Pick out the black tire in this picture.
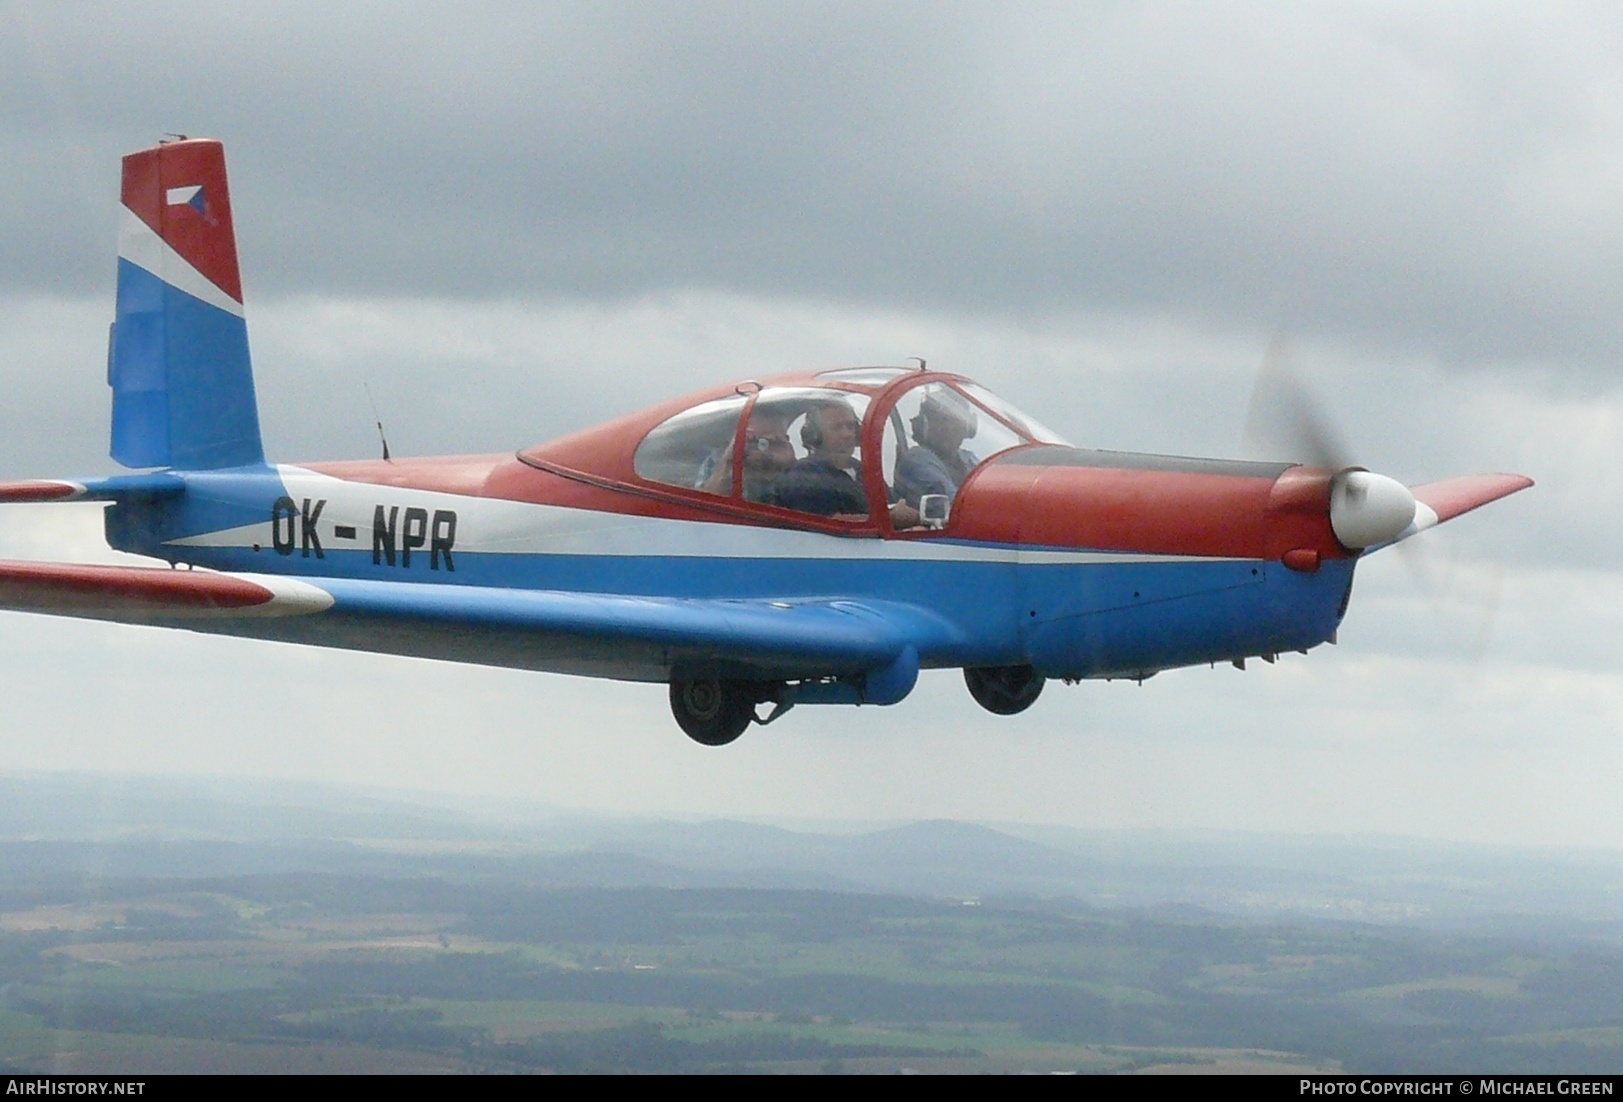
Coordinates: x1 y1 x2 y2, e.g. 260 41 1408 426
669 678 756 746
964 665 1045 716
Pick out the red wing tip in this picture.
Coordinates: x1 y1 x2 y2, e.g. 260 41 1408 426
1412 473 1534 524
0 561 275 611
0 480 82 503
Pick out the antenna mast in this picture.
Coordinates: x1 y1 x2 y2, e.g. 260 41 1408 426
363 381 392 462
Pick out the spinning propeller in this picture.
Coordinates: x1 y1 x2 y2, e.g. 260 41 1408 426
1243 335 1419 553
1240 335 1531 672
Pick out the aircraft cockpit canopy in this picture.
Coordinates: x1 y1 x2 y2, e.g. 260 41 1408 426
628 370 1069 530
812 366 918 385
633 387 872 506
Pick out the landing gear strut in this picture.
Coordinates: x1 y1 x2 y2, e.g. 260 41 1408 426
669 678 763 746
964 665 1045 716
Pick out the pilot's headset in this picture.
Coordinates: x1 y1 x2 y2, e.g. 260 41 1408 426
800 401 844 450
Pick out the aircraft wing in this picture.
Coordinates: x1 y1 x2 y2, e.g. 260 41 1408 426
1411 474 1534 524
0 560 960 683
1395 473 1534 544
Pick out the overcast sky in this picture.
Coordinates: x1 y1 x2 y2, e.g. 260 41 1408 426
0 2 1614 849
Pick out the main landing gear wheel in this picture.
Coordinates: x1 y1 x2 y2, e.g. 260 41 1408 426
669 678 758 746
964 665 1046 716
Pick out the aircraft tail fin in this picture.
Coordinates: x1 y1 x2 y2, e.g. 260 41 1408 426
108 139 265 470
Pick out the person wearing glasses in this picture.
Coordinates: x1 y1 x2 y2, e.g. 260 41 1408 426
696 408 796 501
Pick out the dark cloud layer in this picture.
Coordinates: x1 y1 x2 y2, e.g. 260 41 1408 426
6 3 1623 368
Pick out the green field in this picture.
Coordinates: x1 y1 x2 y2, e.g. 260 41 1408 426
0 874 1618 1073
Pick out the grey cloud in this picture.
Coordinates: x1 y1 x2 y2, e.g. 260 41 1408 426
0 4 1611 853
5 4 1623 370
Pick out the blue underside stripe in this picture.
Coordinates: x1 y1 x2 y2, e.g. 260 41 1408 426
161 543 1353 674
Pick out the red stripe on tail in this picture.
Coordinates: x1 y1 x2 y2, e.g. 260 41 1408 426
121 139 244 303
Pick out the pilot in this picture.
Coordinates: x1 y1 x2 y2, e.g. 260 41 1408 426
894 388 979 506
769 400 920 527
696 408 795 500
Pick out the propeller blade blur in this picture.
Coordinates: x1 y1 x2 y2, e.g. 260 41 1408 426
1242 334 1351 470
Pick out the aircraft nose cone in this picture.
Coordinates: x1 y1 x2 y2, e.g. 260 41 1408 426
1329 470 1416 549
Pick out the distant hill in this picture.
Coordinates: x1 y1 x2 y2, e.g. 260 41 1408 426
1 771 1621 937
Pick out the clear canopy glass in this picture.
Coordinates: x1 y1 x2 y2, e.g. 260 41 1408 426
957 382 1071 446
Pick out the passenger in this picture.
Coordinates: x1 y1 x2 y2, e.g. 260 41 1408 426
895 388 979 506
696 409 795 500
769 400 920 527
740 410 796 502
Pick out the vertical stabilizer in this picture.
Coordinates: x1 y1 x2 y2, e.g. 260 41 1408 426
109 139 264 470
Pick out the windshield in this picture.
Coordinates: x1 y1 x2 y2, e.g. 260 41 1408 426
957 382 1071 445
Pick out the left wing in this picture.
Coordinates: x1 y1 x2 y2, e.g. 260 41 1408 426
0 560 959 685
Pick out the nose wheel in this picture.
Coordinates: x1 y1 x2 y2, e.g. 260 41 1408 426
964 665 1045 715
669 678 759 746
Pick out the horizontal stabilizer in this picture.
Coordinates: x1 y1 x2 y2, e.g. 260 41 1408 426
0 472 186 505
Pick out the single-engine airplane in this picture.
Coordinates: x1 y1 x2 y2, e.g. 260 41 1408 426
0 139 1532 745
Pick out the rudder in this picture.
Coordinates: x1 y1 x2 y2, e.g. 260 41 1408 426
108 139 264 470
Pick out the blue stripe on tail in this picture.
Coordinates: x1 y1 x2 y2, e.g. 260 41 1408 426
108 258 264 470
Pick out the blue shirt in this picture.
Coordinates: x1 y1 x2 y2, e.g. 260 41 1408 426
894 445 975 505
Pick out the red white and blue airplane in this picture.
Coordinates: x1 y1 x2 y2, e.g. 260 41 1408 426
0 139 1532 745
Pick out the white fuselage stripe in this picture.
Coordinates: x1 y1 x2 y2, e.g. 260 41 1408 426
161 465 1255 567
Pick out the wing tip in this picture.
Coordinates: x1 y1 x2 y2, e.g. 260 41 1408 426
0 560 302 618
0 480 85 503
1412 472 1533 524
